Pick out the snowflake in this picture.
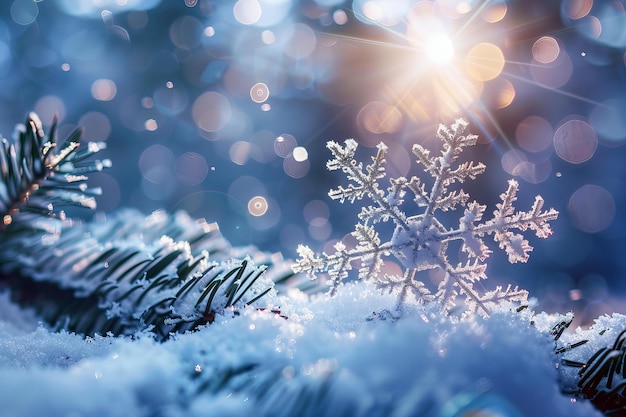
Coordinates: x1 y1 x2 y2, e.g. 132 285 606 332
293 119 559 316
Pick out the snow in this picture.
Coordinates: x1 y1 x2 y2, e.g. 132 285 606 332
0 283 606 417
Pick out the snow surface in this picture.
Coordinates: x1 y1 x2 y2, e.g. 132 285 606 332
0 283 609 417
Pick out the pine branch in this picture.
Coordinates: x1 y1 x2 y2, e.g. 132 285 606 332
0 206 291 339
0 113 293 339
0 113 110 231
0 209 292 340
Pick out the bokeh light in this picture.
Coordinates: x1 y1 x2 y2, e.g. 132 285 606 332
144 118 158 131
373 0 516 123
192 92 232 133
511 160 552 184
333 10 348 25
282 23 317 60
563 0 593 19
568 185 616 233
553 118 597 164
139 145 174 181
481 2 508 23
532 36 560 64
11 0 39 25
229 141 251 165
248 196 269 216
170 16 202 50
56 0 162 17
292 146 308 162
176 152 208 186
465 43 505 82
303 199 332 241
303 199 330 224
283 154 310 178
500 149 527 176
516 116 553 153
233 0 262 25
567 1 626 48
139 144 176 201
357 101 403 139
485 78 516 109
530 45 573 89
274 134 297 158
78 112 112 142
2 0 626 317
91 79 117 102
250 82 270 103
34 96 66 124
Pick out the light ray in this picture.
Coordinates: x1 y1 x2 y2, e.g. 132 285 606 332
316 31 413 51
452 0 496 41
319 0 602 151
500 70 607 107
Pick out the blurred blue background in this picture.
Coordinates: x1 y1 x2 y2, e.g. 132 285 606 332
1 0 625 325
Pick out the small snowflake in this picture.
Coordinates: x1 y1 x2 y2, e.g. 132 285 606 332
293 119 558 316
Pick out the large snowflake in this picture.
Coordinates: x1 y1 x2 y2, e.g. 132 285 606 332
293 119 559 316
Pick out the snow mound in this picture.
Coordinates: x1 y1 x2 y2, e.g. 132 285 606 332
0 283 604 417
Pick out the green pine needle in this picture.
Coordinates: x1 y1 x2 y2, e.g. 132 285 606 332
0 112 110 230
0 113 292 340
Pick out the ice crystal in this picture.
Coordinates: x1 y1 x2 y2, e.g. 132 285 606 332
293 119 559 316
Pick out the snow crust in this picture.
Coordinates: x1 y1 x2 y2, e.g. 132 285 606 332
0 284 606 417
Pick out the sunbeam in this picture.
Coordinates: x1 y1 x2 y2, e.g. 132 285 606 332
316 0 605 162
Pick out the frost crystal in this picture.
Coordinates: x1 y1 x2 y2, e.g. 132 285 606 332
293 119 559 316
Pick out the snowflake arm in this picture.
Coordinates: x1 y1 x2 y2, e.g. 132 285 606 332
376 269 434 306
327 140 409 229
292 119 558 317
435 259 488 315
293 235 393 295
478 179 559 263
458 201 492 261
326 140 385 204
353 223 385 279
293 245 327 280
412 119 486 217
466 285 529 317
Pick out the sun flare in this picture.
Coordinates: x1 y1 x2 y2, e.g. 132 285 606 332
424 33 455 66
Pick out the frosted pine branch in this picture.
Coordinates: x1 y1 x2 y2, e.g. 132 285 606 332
0 209 289 339
0 113 110 231
293 118 559 316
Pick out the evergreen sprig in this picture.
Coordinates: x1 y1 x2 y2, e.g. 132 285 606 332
0 112 110 231
0 113 289 339
1 209 290 339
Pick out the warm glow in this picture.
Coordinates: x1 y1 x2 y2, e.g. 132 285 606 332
481 2 508 23
425 33 455 65
376 0 514 123
363 1 384 22
406 3 455 67
493 78 516 109
465 43 505 81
